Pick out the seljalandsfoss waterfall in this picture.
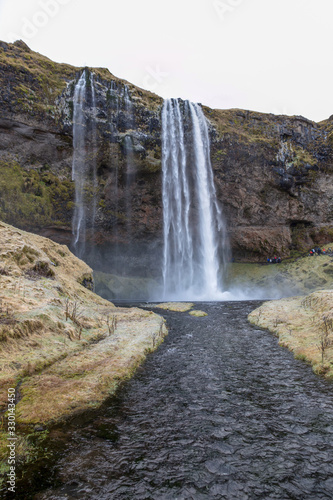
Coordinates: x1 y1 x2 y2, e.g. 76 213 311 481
162 98 230 300
70 73 230 301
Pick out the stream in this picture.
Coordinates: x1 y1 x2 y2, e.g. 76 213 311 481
22 301 333 499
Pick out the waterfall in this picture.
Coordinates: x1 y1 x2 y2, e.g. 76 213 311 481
90 73 98 233
71 70 97 258
123 84 133 124
162 98 229 300
124 135 134 224
72 71 87 257
122 85 135 239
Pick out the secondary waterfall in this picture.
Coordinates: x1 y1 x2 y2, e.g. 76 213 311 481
72 71 87 257
162 98 229 300
91 73 97 233
72 70 97 258
122 85 135 240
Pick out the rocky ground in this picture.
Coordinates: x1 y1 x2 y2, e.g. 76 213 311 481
0 221 166 483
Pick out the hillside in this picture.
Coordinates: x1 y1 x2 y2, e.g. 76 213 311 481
0 221 166 480
227 250 333 298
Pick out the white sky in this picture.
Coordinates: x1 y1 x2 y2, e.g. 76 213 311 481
0 0 332 122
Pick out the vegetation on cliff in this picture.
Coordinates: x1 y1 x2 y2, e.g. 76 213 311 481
0 40 162 125
0 40 164 253
0 158 74 230
0 40 75 123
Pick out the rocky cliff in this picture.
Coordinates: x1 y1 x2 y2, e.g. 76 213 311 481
1 40 333 276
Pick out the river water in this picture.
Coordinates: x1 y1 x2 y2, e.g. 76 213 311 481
25 301 333 499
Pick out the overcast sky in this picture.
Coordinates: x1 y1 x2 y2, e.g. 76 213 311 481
0 0 332 122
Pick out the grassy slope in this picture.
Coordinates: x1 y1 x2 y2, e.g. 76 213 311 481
248 290 333 380
243 248 333 380
0 221 166 482
235 252 333 380
228 250 333 297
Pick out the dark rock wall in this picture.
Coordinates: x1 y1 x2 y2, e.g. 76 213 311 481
206 108 333 260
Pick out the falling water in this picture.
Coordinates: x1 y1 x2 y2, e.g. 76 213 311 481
72 71 87 257
109 80 120 250
72 70 97 258
162 98 229 300
124 134 134 237
109 80 119 134
90 73 98 233
122 85 135 239
123 84 133 125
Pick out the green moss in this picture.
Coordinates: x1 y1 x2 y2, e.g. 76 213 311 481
0 42 77 121
327 131 333 147
318 226 333 238
84 68 91 89
295 353 308 362
68 100 74 120
66 201 75 210
292 146 317 168
0 159 74 229
213 149 227 161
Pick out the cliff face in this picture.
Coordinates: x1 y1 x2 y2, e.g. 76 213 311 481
1 40 333 272
207 108 333 260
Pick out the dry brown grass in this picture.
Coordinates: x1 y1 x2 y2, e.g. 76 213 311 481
249 289 333 378
0 220 167 488
0 221 167 426
153 302 194 312
189 310 208 317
